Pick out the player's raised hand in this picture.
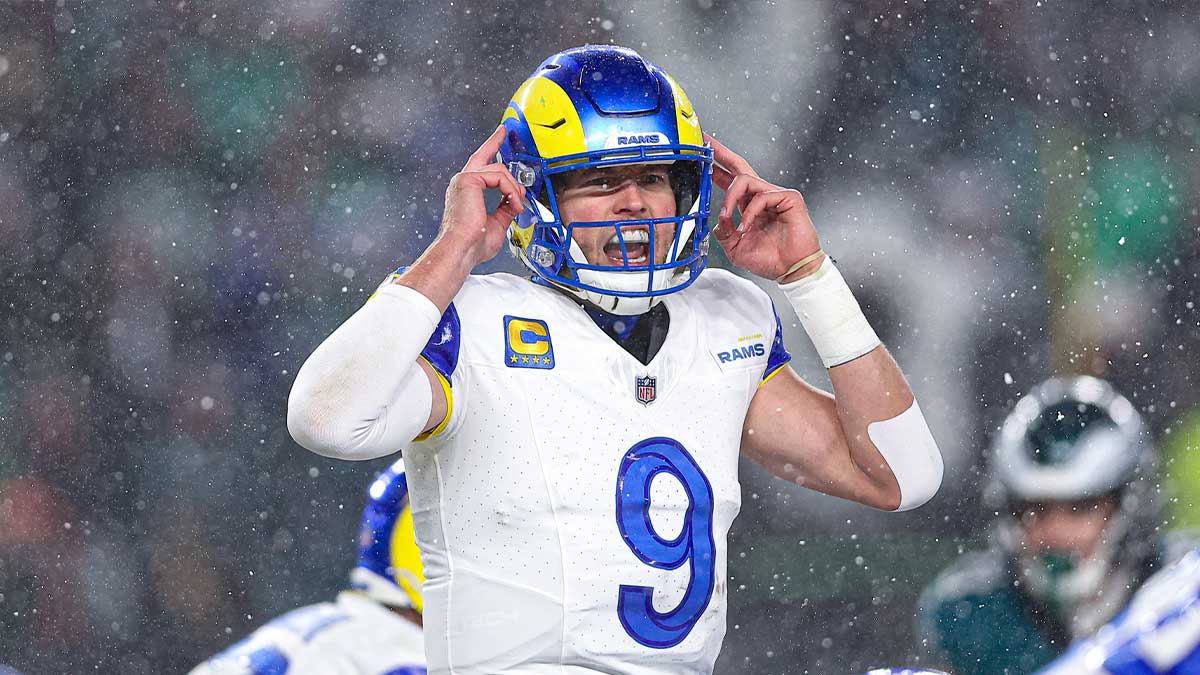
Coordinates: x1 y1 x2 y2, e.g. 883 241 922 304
708 134 824 282
439 125 527 268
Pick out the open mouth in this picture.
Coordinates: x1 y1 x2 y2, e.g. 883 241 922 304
602 227 651 266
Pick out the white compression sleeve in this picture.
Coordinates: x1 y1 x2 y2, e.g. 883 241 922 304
778 256 881 368
866 401 944 511
287 283 440 461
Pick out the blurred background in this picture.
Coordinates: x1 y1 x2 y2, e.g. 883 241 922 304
1 1 1198 673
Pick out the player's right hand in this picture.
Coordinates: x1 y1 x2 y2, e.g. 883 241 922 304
438 125 526 269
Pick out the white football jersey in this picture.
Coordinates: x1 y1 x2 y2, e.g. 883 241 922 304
188 591 426 675
403 269 790 674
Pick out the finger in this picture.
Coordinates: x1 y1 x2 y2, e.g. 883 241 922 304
487 192 525 231
711 163 736 191
714 168 758 217
719 173 771 233
705 132 758 179
462 125 507 171
712 218 743 258
448 170 526 233
738 190 792 233
712 204 738 242
462 164 527 203
480 166 529 226
716 174 751 236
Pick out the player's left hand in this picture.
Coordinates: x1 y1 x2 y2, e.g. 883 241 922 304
708 134 824 281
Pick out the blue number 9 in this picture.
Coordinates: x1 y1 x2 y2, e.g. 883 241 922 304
615 437 716 648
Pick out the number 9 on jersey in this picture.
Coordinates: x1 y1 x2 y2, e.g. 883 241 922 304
615 437 717 648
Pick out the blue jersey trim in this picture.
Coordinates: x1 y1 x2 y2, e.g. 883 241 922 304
206 605 350 674
390 265 461 382
421 304 461 381
763 302 792 382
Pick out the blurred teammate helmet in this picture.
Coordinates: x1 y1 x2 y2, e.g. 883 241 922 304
988 375 1159 626
350 461 425 612
500 45 714 315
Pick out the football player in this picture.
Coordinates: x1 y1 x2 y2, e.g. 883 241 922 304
188 461 426 675
288 45 943 673
1035 547 1200 675
887 549 1200 675
918 376 1195 675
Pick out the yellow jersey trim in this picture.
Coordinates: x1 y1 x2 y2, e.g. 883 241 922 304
414 355 453 441
759 362 789 389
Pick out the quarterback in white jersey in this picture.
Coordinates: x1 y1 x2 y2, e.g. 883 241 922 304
289 45 944 674
189 462 426 675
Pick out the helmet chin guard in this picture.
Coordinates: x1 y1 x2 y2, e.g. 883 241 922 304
513 191 707 315
499 45 714 315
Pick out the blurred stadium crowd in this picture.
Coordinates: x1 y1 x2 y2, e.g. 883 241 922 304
1 1 1198 673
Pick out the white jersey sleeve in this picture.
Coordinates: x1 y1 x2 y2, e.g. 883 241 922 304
1036 548 1200 675
187 592 426 675
402 270 788 675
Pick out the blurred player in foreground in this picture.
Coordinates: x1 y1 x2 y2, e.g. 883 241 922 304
188 461 425 675
919 376 1194 675
877 548 1200 675
1035 547 1200 674
289 44 943 673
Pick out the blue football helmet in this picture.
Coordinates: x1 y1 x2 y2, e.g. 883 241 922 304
349 461 425 612
500 45 714 315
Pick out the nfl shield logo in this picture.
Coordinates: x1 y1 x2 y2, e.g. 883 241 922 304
635 375 657 405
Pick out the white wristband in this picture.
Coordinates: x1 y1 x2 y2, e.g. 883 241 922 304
778 255 880 368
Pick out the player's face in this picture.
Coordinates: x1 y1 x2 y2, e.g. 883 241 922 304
556 164 678 267
1016 496 1117 558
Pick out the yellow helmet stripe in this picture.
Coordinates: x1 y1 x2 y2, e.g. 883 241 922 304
507 76 588 159
414 355 452 441
663 72 703 148
389 498 426 613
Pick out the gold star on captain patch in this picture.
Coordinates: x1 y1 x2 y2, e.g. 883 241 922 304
510 355 518 363
522 355 530 363
542 357 551 365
